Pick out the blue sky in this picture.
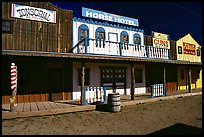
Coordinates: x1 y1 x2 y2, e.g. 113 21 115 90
51 2 202 46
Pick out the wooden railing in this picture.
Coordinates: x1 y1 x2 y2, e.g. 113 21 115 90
83 86 107 105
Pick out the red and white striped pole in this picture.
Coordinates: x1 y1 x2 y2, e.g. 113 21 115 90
10 63 18 111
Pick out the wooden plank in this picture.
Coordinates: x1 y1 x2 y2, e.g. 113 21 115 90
15 103 24 112
36 102 46 111
81 62 85 105
35 94 41 102
23 102 31 112
188 68 192 93
42 102 53 110
30 102 38 111
40 94 46 101
48 102 60 109
30 94 35 102
131 63 135 100
23 94 30 103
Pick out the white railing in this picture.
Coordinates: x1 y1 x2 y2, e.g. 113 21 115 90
72 38 170 59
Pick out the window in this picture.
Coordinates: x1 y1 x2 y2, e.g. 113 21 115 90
78 68 90 86
178 46 182 54
98 31 105 47
122 35 129 43
2 20 12 33
135 69 143 83
180 70 184 80
133 33 141 46
197 49 200 56
80 29 88 41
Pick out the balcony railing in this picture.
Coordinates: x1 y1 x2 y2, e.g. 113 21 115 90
71 38 170 59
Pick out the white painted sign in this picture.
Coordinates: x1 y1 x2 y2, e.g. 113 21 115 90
11 3 56 23
82 7 139 26
153 31 169 40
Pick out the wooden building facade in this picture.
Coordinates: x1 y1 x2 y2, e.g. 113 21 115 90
2 2 73 104
2 3 202 105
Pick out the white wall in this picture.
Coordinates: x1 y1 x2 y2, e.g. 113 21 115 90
73 20 144 47
72 62 146 100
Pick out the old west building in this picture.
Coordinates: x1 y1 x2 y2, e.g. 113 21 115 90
2 2 73 103
2 3 202 104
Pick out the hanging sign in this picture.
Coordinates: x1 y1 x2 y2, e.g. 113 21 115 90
11 3 56 23
82 7 139 26
183 42 196 55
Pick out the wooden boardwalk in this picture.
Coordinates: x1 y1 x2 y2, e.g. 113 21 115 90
2 88 202 120
2 101 80 113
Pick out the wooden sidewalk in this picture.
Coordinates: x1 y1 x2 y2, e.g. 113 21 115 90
2 88 202 120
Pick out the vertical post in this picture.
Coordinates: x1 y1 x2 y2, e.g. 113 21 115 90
10 63 17 112
131 63 135 100
85 38 88 54
188 67 192 93
164 67 166 96
119 42 122 56
81 62 85 105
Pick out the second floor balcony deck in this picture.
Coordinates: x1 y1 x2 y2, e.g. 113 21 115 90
70 38 170 60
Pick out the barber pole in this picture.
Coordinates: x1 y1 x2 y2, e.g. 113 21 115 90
10 63 18 111
11 63 17 91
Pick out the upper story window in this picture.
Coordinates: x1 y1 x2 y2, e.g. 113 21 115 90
80 29 88 41
78 24 89 46
2 20 12 33
120 31 129 44
133 33 141 46
95 27 105 47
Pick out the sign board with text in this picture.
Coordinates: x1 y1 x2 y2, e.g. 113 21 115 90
11 3 56 23
82 7 139 27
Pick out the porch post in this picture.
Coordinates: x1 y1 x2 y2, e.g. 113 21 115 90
164 67 166 96
188 67 192 93
81 62 85 105
131 63 135 100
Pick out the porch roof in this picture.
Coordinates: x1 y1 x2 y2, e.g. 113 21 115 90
2 50 202 66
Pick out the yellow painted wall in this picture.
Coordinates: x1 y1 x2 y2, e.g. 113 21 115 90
176 34 201 62
177 66 187 90
177 66 202 90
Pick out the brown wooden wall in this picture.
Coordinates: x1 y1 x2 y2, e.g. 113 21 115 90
2 2 73 53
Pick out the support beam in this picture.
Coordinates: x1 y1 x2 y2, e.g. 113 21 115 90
131 63 135 100
81 62 85 105
188 67 192 93
164 67 166 96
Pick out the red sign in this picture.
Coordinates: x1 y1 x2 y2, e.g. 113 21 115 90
11 63 17 91
183 42 196 55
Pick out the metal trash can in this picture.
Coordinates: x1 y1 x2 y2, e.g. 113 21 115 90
108 93 121 112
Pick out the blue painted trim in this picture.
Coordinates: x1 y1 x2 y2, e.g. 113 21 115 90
95 27 105 47
78 24 89 42
120 31 129 43
73 17 144 33
152 31 154 37
133 33 141 45
103 87 107 104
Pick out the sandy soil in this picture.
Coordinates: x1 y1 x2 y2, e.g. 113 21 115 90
2 95 202 135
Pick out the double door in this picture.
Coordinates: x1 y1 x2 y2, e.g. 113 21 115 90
101 67 126 93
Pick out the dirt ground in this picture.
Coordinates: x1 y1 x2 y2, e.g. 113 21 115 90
2 95 202 135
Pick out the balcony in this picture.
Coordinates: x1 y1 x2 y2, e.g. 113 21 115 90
70 38 170 60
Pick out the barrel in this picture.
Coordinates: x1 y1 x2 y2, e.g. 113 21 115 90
108 93 121 112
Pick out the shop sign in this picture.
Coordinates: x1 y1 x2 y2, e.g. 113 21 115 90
153 38 170 49
183 42 196 55
11 3 56 23
82 7 139 26
153 32 169 40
